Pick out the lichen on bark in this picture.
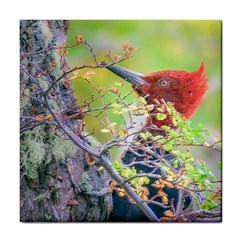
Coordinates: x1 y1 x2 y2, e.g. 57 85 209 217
20 20 112 222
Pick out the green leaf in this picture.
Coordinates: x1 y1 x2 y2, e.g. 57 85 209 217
111 102 121 109
202 201 212 210
204 179 214 190
139 96 147 105
143 177 150 184
209 172 217 181
139 132 148 141
217 161 222 169
163 140 174 151
213 137 220 142
184 136 194 144
204 191 211 200
130 178 139 185
156 113 167 120
131 168 137 175
202 200 218 210
192 196 199 205
173 160 179 168
197 123 204 130
195 132 206 141
205 130 211 137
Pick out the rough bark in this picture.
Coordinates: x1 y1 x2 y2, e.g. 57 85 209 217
20 20 112 222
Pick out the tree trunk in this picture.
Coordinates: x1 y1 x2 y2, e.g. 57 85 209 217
20 20 112 222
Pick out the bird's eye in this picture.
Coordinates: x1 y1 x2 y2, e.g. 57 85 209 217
157 78 169 87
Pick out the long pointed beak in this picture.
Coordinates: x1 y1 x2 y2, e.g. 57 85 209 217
104 64 147 86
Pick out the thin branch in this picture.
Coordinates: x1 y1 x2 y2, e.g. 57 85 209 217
123 173 163 183
20 121 47 133
187 142 221 152
146 200 170 209
185 210 221 221
175 190 183 215
83 40 99 66
20 46 57 58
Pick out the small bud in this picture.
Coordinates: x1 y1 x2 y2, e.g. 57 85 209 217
122 43 129 50
50 61 57 68
75 34 84 44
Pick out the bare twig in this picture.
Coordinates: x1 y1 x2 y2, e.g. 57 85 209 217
175 190 183 215
123 173 162 183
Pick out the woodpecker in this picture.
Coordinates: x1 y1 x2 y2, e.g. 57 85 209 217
105 63 208 221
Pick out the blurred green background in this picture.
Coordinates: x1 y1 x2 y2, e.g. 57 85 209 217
66 20 221 177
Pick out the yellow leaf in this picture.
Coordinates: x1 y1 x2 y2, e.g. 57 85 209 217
203 142 211 147
142 195 149 201
34 114 53 121
97 166 104 171
69 75 78 81
115 81 123 87
122 108 130 113
166 175 175 182
160 217 170 222
138 177 145 185
35 72 43 78
73 69 80 76
99 86 108 91
85 70 96 76
162 180 174 188
109 87 119 93
100 128 111 133
157 190 167 197
166 101 174 106
109 180 117 189
198 182 204 190
117 188 125 197
128 46 137 52
164 210 174 217
161 196 169 204
118 192 124 197
129 105 138 112
35 115 45 121
83 70 96 79
68 69 80 80
45 114 53 120
139 97 147 105
112 109 123 115
119 126 127 137
111 102 121 109
213 137 220 142
151 180 162 188
136 185 149 197
156 106 165 112
108 122 117 128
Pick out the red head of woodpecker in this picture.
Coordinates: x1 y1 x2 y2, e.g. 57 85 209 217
105 62 208 128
